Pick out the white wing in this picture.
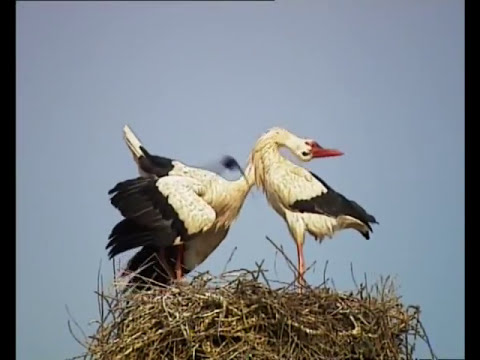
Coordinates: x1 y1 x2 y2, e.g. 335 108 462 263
265 165 328 207
156 176 217 235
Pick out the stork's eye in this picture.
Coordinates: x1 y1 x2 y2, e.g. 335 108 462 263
302 151 310 157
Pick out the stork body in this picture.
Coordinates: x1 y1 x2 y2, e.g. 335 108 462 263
108 126 255 287
250 128 378 289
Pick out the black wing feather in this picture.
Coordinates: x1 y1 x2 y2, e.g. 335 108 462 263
291 171 378 234
107 177 189 256
106 218 178 258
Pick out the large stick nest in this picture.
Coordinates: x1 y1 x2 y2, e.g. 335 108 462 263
71 260 436 360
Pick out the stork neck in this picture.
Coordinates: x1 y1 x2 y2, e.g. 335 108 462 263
259 142 289 166
211 160 255 229
250 139 292 191
231 161 255 193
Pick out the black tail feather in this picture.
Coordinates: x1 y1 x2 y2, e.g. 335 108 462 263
304 171 379 234
349 200 378 225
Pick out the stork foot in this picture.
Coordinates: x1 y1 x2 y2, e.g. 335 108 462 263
296 275 306 294
296 241 306 293
172 277 189 287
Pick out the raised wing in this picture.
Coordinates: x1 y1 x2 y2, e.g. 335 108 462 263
123 125 175 178
122 125 239 180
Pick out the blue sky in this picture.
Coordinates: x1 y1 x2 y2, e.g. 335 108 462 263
16 1 464 359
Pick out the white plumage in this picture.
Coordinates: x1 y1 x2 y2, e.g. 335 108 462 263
107 125 256 287
250 127 378 290
156 176 216 236
109 125 377 291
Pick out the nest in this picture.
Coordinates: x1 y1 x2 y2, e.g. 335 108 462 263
71 262 436 360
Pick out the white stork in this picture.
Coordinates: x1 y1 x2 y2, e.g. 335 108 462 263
250 127 378 289
107 126 256 287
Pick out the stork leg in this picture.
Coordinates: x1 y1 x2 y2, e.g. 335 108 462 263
157 248 173 279
286 217 307 293
175 244 184 280
296 241 306 292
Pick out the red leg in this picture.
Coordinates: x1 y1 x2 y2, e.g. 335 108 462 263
175 244 184 280
158 248 174 279
296 242 306 292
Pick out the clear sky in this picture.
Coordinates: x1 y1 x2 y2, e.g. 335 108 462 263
16 1 464 359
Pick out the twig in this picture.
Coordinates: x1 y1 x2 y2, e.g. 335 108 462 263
65 305 87 349
350 262 359 291
265 236 298 277
323 260 330 288
222 246 238 273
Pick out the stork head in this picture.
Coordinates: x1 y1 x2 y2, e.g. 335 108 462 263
220 155 247 180
292 139 344 162
260 127 344 162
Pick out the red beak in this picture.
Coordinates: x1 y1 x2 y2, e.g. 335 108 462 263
310 142 344 158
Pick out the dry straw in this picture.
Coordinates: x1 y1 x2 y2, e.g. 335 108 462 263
69 238 436 360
